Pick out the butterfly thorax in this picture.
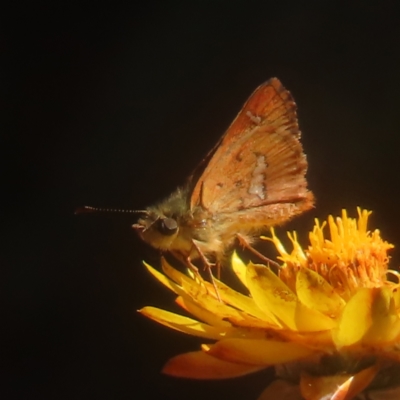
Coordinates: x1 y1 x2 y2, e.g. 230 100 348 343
133 186 230 259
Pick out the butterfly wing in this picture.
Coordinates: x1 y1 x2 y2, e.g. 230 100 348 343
190 78 313 221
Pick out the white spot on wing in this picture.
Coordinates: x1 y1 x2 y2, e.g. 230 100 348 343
246 111 262 125
248 155 267 199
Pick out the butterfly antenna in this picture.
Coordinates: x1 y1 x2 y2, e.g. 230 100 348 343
75 206 149 215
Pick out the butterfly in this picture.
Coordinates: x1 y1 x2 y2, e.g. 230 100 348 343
132 78 314 269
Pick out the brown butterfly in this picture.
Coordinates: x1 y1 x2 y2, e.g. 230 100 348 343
132 78 314 268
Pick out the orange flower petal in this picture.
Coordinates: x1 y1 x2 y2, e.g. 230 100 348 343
278 329 334 352
333 288 373 348
139 306 232 340
296 268 345 317
204 338 316 366
212 278 279 324
162 351 265 379
175 296 231 328
246 263 335 331
143 261 181 295
231 251 248 288
364 287 400 345
191 288 261 324
391 285 400 310
161 257 206 297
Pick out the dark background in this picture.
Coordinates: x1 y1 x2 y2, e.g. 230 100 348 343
4 1 400 399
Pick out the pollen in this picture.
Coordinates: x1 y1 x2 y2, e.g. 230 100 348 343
267 208 394 299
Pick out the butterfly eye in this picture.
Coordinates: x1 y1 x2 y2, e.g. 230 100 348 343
158 217 178 236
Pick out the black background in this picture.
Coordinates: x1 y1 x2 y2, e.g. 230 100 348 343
4 1 400 399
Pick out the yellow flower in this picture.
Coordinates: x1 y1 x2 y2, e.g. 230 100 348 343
139 208 400 399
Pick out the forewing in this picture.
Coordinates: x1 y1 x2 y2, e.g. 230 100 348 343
190 78 313 215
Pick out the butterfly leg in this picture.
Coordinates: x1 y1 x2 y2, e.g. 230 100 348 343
190 240 222 302
215 262 222 280
170 251 208 288
236 233 281 270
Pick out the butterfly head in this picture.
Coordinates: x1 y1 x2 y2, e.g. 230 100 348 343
132 210 180 251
